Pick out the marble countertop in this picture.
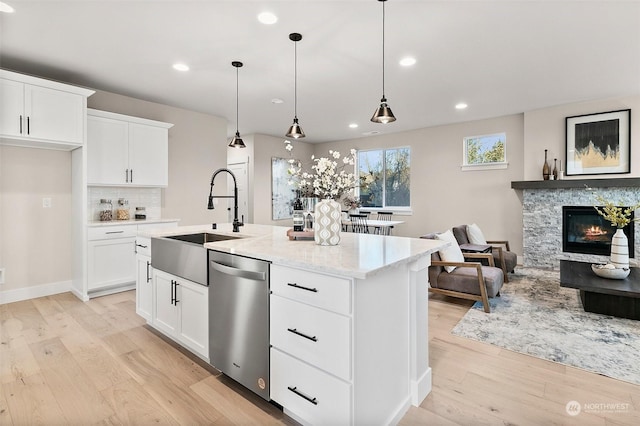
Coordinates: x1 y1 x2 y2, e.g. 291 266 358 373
88 218 180 227
143 223 447 279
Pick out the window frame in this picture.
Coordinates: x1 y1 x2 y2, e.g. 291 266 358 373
356 146 412 213
461 132 508 171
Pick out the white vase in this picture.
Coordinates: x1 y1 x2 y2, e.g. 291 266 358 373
610 228 629 269
314 198 341 246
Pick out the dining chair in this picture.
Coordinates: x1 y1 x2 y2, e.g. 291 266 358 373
374 211 394 235
349 214 370 233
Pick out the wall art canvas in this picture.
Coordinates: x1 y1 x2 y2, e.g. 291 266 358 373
565 109 631 176
271 157 296 220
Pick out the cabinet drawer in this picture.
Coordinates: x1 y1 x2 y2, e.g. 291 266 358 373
271 348 351 425
271 264 352 315
135 236 151 257
88 225 137 240
271 295 351 380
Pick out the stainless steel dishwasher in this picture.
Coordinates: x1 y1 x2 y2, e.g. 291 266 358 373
208 250 270 400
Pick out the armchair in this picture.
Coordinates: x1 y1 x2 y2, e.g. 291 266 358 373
452 224 517 283
421 232 504 313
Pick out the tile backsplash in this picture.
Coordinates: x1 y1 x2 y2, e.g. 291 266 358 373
88 187 162 222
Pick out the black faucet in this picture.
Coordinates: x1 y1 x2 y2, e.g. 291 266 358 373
208 168 243 232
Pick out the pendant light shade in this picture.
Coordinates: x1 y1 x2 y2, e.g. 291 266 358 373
371 0 396 124
286 32 305 139
229 61 246 148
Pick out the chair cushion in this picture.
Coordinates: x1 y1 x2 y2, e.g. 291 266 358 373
467 223 487 245
435 265 504 298
452 225 470 245
436 230 464 273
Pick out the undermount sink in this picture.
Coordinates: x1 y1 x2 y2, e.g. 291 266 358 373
151 232 243 286
165 232 242 245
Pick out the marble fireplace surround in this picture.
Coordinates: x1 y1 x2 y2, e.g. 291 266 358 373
512 178 640 269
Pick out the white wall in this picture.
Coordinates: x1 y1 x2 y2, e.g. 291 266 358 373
524 95 640 180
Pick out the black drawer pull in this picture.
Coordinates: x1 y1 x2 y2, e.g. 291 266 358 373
105 230 124 234
287 328 318 342
146 261 151 283
287 282 318 293
136 244 148 249
287 386 318 405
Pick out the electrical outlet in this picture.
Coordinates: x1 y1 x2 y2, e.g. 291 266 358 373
43 197 52 208
0 268 5 285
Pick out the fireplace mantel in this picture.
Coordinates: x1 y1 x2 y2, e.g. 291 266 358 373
511 177 640 190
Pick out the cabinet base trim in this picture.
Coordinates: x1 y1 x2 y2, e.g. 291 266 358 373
0 279 71 305
411 366 432 406
88 283 135 299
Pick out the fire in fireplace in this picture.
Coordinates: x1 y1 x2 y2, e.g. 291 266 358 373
562 206 635 256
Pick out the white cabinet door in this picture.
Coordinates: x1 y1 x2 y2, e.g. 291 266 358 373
153 270 179 336
136 253 153 322
87 237 136 291
0 79 25 138
128 123 169 186
177 279 209 358
87 116 129 185
25 84 84 144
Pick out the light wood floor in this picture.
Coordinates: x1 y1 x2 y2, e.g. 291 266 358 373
1 290 638 425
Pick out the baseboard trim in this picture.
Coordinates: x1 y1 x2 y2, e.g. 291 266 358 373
411 366 432 406
0 280 72 305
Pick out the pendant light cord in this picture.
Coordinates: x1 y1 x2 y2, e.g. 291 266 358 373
382 0 386 100
236 65 240 132
294 39 298 119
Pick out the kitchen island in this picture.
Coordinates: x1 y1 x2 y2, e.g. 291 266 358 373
142 223 446 425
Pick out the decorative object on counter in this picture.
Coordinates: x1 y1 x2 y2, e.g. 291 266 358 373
99 199 113 221
371 0 396 124
591 263 630 279
558 159 564 180
135 206 146 220
552 158 558 180
314 198 342 245
542 149 550 180
286 228 314 240
343 191 361 214
116 198 130 220
292 197 304 231
592 191 640 270
228 61 246 148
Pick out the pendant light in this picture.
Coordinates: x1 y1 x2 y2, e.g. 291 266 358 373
228 61 246 148
286 32 305 139
371 0 396 124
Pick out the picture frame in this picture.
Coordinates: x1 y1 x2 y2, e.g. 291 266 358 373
271 157 296 220
565 109 631 176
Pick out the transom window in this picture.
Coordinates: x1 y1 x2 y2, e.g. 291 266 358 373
462 132 508 170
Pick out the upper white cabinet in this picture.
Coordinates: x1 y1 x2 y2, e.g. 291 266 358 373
0 70 94 149
87 109 173 187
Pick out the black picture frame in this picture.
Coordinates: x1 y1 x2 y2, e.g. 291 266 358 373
565 109 631 176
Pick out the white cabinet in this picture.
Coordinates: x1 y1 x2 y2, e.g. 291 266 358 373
152 269 209 360
270 263 416 425
0 70 94 149
87 109 173 186
87 225 137 292
135 236 153 322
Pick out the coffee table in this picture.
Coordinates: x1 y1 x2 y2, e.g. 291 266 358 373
559 260 640 320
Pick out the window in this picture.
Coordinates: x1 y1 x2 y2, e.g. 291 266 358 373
357 147 410 209
462 132 507 170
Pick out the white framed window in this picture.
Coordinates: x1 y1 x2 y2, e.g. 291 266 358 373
462 132 508 171
357 147 411 210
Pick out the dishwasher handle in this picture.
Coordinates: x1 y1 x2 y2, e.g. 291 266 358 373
210 260 267 281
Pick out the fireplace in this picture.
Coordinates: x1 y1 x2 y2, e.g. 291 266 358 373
562 206 635 257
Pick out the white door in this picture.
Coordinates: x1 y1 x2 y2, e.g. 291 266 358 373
87 238 136 290
153 270 179 336
227 161 249 223
177 279 209 358
128 123 169 186
136 254 153 322
87 116 129 185
0 79 25 137
26 84 84 143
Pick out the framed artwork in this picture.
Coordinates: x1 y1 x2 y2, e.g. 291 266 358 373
565 109 631 176
271 157 296 220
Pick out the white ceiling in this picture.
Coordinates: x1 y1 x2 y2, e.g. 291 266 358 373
2 0 639 143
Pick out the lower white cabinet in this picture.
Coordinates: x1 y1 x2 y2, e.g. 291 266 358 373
135 236 153 322
152 269 209 360
88 225 137 292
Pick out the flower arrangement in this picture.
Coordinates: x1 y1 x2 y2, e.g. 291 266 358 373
593 193 640 229
285 140 357 199
343 192 361 210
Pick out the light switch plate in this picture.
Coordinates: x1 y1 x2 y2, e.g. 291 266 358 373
43 197 52 208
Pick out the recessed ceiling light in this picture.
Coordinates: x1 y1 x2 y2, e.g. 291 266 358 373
271 98 284 104
399 57 416 67
172 63 189 72
258 12 278 25
455 103 468 110
0 2 15 13
349 123 358 129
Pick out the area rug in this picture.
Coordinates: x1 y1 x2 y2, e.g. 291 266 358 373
451 268 640 386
